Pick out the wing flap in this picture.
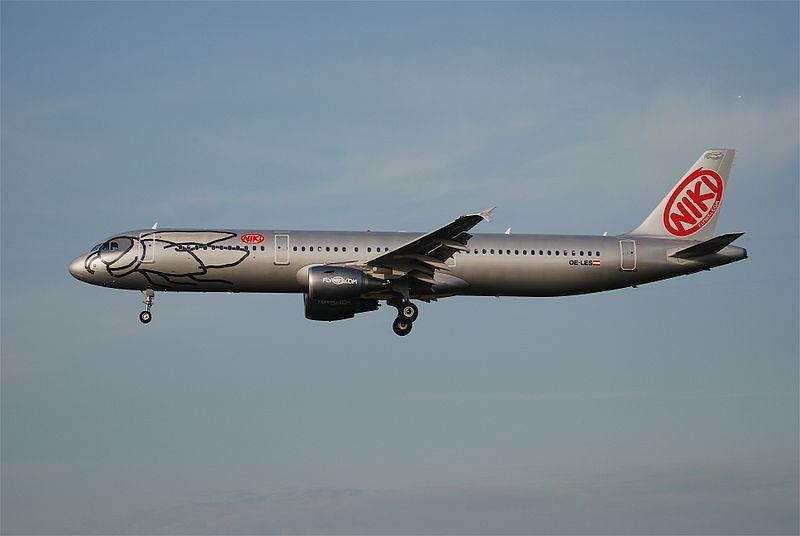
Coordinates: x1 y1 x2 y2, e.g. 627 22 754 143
357 208 493 291
365 208 492 271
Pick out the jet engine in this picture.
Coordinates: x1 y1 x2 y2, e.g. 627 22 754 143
307 265 386 300
304 295 380 321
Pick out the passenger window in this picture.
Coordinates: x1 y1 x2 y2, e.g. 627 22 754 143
334 247 338 252
515 250 519 255
326 247 330 252
572 250 576 256
555 250 559 255
490 249 495 254
482 249 487 254
596 251 601 256
498 249 503 255
343 247 347 252
293 246 298 251
367 247 372 252
522 250 527 255
580 250 584 256
547 250 552 255
260 246 264 251
355 247 359 252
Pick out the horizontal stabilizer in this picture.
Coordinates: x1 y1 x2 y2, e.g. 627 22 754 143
670 232 745 259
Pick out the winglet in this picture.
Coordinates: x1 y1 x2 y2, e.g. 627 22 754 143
480 206 496 222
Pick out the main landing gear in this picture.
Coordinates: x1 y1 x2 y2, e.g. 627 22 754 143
139 289 154 324
389 299 419 336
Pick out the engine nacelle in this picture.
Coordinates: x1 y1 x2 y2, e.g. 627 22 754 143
307 265 386 300
304 295 380 321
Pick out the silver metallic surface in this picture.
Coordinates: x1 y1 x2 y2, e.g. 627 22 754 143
68 150 747 333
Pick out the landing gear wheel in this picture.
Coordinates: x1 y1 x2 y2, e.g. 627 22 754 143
398 302 419 323
140 289 155 324
392 318 413 336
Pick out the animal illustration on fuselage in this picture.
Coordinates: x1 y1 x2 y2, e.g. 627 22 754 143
70 149 747 336
83 231 251 287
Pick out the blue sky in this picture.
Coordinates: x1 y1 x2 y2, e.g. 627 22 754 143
2 2 798 534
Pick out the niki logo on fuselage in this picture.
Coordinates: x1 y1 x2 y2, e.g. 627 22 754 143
84 231 251 287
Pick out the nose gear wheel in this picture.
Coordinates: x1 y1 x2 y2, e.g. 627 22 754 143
140 289 155 324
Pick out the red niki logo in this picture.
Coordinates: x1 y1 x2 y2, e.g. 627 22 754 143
240 233 265 245
663 168 724 237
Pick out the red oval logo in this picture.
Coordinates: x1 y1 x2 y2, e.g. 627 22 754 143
662 168 724 237
240 233 265 244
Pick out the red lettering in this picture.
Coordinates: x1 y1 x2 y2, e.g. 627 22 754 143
702 174 723 195
662 168 725 236
685 180 716 211
682 194 703 218
669 201 698 233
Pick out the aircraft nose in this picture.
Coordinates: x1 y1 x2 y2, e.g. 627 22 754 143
69 255 90 281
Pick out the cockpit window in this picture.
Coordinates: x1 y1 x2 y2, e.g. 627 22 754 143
95 241 120 252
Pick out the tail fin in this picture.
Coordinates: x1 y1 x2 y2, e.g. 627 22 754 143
627 149 735 241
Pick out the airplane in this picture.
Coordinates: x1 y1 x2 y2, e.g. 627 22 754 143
69 149 747 336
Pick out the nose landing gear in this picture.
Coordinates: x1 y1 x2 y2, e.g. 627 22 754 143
389 299 419 336
139 289 154 324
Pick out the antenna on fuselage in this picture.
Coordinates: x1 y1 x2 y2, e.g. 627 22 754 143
505 227 512 234
152 222 159 230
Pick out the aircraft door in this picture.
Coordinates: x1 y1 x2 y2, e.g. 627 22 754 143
140 233 157 263
619 239 636 271
274 234 290 265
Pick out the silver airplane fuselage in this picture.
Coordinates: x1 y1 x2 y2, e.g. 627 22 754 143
69 230 746 297
68 149 747 335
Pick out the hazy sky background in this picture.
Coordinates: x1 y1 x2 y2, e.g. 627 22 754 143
2 2 798 534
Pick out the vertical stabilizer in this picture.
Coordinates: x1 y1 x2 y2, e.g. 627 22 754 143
627 149 735 241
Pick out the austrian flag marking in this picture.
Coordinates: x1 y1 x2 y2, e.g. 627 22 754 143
662 168 724 237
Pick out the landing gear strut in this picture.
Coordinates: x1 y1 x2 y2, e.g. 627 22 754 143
389 299 419 336
139 289 154 324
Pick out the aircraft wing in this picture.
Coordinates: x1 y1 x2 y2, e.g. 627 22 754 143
363 207 495 285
